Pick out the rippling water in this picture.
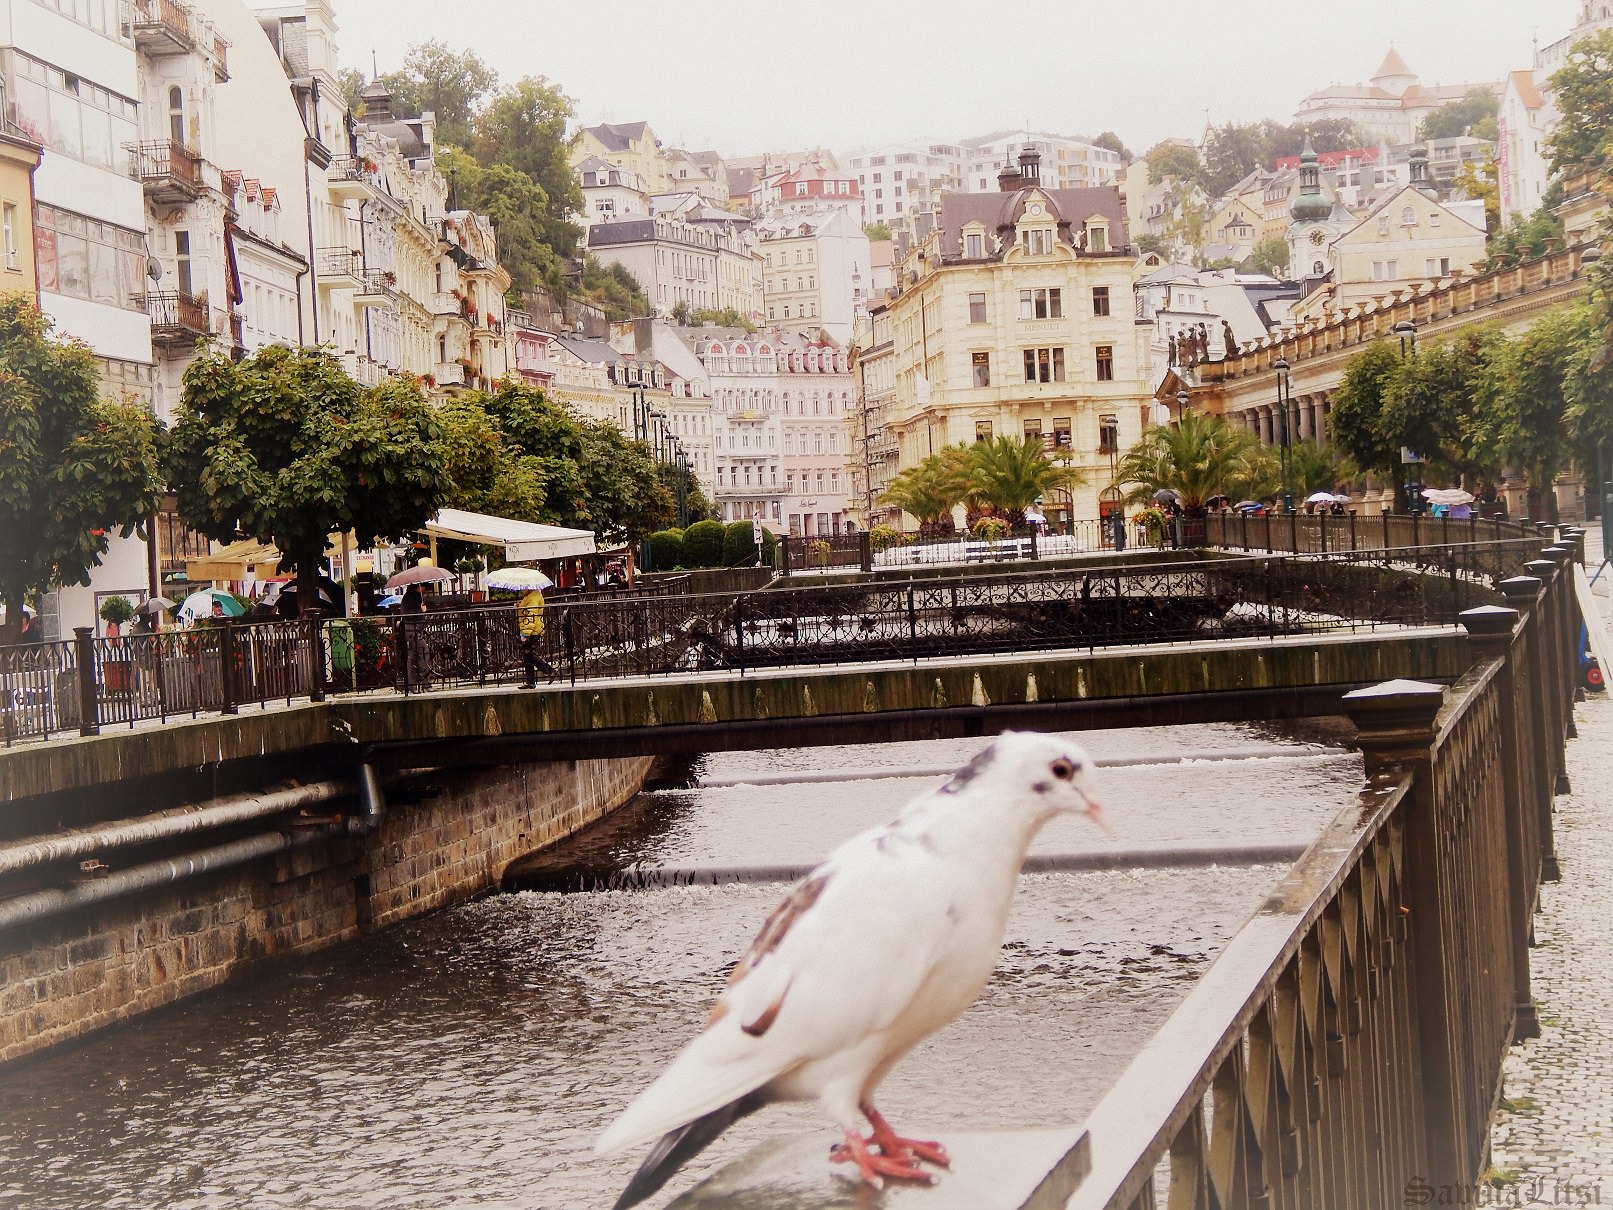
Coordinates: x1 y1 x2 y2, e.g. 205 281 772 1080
0 722 1362 1209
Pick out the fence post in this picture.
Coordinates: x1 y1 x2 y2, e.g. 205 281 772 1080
306 620 326 703
780 535 793 577
73 627 99 737
1350 510 1358 551
907 585 917 646
733 594 746 674
1288 509 1298 554
1382 510 1390 551
1460 604 1540 1041
1503 573 1559 880
1028 525 1039 560
859 529 872 574
1341 679 1466 1185
219 622 239 715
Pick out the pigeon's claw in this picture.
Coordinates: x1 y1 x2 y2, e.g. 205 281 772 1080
863 1105 951 1168
830 1131 934 1187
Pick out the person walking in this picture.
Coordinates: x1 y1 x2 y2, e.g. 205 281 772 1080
518 587 558 686
400 585 432 690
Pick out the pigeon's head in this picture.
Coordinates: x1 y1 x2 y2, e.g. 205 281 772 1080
943 731 1107 831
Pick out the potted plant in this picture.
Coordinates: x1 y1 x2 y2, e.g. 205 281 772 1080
99 596 136 693
807 538 832 567
99 594 134 634
972 516 1009 542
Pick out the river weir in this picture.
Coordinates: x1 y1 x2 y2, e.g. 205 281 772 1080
0 722 1363 1208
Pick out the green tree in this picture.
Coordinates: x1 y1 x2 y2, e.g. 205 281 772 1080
0 297 163 640
863 222 893 241
336 67 366 117
1146 142 1202 186
1474 310 1581 519
1092 131 1133 161
1418 92 1500 142
1201 120 1282 197
1269 119 1362 159
1113 411 1272 511
879 452 967 533
437 147 565 293
167 345 449 616
1453 153 1501 234
1484 203 1566 270
1547 29 1613 175
433 392 547 521
1244 237 1290 277
473 76 583 257
657 460 711 523
965 435 1083 523
382 40 497 149
722 520 761 566
1287 439 1356 497
647 528 683 571
1329 340 1407 479
578 255 650 321
680 518 725 567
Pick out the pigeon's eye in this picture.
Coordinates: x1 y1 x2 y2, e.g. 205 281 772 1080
1051 758 1078 781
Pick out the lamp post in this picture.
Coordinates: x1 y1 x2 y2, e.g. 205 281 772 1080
1393 319 1419 514
1582 246 1610 562
1274 356 1293 514
1174 389 1189 424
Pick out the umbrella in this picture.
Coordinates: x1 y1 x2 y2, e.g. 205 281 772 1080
178 589 246 622
1422 488 1475 506
1331 493 1355 504
375 594 403 608
135 596 177 617
484 567 555 592
1234 500 1265 511
384 564 455 590
1152 488 1182 503
1305 491 1337 505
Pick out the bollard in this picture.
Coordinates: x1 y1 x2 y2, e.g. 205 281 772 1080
858 529 872 574
73 627 99 737
309 619 327 703
218 622 239 715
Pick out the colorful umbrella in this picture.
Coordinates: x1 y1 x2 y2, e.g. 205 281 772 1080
178 589 246 622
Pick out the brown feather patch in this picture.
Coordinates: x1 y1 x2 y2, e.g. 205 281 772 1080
741 982 792 1037
726 874 829 988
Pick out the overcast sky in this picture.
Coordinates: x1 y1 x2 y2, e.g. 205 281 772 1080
331 0 1570 157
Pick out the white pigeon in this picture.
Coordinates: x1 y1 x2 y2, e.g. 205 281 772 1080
596 730 1107 1208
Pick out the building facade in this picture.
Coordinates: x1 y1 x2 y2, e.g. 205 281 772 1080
883 151 1150 528
848 302 898 530
753 205 870 343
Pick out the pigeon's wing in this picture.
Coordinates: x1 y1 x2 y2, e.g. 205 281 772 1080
596 827 957 1155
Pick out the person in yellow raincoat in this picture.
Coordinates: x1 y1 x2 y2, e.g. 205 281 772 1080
518 588 558 685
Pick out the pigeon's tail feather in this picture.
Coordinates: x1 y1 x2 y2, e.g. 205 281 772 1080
611 1092 765 1210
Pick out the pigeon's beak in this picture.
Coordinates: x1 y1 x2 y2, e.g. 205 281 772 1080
1081 796 1111 833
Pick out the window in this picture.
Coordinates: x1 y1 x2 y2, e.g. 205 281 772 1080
1098 414 1119 454
968 292 987 323
1052 417 1071 448
1425 256 1450 277
1019 288 1061 319
1087 224 1108 253
2 204 16 270
965 233 983 258
1429 212 1441 227
971 351 991 387
1378 215 1390 235
168 85 184 144
1091 286 1110 316
1400 205 1416 227
1022 347 1065 383
796 183 809 196
1022 228 1053 255
1095 345 1114 381
1023 419 1042 441
975 420 993 442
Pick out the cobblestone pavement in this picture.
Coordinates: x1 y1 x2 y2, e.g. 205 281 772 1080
1488 530 1613 1196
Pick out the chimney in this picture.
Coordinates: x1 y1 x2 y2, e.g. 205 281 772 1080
633 316 653 352
1017 144 1041 185
997 163 1023 192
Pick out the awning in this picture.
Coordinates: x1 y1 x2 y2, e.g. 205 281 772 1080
186 539 281 581
424 508 597 561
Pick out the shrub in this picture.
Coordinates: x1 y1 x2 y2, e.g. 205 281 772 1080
647 529 684 571
972 516 1009 541
681 519 726 568
869 524 902 552
722 520 760 566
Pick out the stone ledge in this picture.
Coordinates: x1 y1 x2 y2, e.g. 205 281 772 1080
666 1126 1090 1210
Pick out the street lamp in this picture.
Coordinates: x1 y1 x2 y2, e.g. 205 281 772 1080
1393 319 1420 514
1274 356 1293 514
1174 389 1189 423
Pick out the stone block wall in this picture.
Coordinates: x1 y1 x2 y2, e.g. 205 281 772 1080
0 755 652 1065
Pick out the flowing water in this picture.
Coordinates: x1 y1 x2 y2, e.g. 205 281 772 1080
0 722 1363 1209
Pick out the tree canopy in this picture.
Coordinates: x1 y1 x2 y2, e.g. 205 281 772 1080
1418 92 1499 142
1547 28 1613 175
0 296 162 639
1146 142 1202 186
880 451 968 532
1113 412 1274 510
965 435 1083 523
381 41 497 149
1091 131 1133 161
1245 237 1290 277
166 345 450 614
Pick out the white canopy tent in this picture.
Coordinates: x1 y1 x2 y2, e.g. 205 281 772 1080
423 508 597 562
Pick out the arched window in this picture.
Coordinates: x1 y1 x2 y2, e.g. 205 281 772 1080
1400 206 1416 227
168 86 185 145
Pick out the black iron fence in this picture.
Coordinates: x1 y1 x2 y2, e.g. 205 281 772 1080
0 532 1556 745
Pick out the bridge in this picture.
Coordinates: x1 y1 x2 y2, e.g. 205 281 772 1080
0 522 1591 1207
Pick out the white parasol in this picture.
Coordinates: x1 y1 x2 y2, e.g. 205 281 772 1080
1421 488 1475 506
484 567 555 592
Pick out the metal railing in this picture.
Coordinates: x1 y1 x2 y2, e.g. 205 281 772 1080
1068 538 1580 1208
125 139 201 190
135 290 209 335
0 530 1562 742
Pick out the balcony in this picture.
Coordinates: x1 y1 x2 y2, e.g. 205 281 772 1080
212 32 229 81
127 0 195 55
432 361 465 387
430 290 466 318
317 248 362 289
137 290 209 347
340 352 391 389
125 140 202 203
326 155 380 200
354 268 397 307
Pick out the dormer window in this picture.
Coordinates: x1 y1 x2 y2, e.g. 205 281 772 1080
1022 228 1054 255
1085 220 1109 253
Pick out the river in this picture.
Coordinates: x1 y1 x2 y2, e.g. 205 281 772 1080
0 722 1363 1209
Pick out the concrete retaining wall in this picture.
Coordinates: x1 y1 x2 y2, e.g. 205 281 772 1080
0 755 652 1065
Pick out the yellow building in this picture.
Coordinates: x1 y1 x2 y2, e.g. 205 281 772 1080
884 149 1151 527
0 130 41 298
571 122 669 196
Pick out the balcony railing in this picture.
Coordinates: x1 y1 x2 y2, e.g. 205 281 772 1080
126 0 195 53
212 32 229 81
433 361 465 387
125 140 201 202
317 248 363 284
136 291 209 345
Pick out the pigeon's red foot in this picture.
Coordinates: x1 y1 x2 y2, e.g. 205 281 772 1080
830 1130 934 1188
864 1105 950 1168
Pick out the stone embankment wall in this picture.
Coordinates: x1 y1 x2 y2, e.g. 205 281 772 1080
0 755 652 1065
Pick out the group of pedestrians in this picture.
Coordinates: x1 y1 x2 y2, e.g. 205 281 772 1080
395 579 558 691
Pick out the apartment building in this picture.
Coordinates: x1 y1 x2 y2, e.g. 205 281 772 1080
848 302 897 530
753 205 869 343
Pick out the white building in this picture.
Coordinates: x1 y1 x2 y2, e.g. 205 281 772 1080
958 131 1124 194
753 205 870 344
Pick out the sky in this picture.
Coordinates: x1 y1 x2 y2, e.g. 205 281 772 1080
331 0 1572 158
